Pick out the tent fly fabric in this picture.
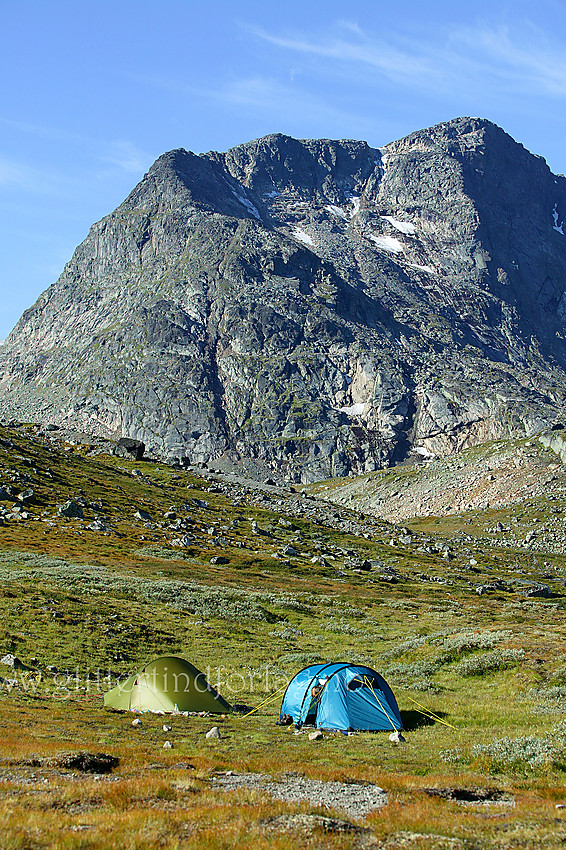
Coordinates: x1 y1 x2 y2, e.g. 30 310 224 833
280 663 402 732
103 656 231 713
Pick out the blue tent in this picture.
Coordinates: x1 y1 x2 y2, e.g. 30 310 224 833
280 663 402 732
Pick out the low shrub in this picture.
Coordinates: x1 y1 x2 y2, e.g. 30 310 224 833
471 734 565 771
379 629 459 661
386 660 442 678
439 747 464 765
528 686 566 715
442 724 566 773
453 649 524 676
0 553 280 622
137 545 195 561
323 619 381 636
278 652 328 666
438 629 511 662
268 627 304 638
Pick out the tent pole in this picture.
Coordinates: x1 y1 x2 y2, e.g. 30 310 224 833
363 675 399 731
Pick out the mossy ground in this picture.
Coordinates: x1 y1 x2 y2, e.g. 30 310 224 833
2 425 566 847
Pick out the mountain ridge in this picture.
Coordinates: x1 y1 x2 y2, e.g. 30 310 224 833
1 116 566 482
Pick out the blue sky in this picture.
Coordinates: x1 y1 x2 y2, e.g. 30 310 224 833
2 0 566 339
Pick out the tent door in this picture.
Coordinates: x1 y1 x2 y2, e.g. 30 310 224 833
305 707 318 725
304 684 323 725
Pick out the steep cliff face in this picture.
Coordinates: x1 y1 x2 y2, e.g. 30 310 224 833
1 117 566 481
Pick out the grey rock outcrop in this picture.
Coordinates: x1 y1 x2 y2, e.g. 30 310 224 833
58 500 84 519
114 437 145 460
1 118 566 481
539 428 566 463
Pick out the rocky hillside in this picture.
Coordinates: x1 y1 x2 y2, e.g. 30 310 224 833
310 431 563 516
309 429 566 557
2 117 566 482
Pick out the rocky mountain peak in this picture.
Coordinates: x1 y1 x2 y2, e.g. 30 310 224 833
217 133 380 203
1 117 566 482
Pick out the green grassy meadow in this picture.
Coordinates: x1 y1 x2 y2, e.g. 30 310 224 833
2 424 566 847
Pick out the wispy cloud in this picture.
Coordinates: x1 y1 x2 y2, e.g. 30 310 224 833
1 118 152 176
451 23 566 95
210 75 403 141
0 155 61 193
1 118 94 146
97 140 150 173
250 18 566 100
253 25 434 84
0 157 34 189
212 75 339 117
127 69 396 142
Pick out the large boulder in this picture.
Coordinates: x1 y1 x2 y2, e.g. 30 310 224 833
58 500 84 518
114 437 145 461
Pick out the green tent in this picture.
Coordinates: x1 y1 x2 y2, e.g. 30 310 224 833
103 656 231 713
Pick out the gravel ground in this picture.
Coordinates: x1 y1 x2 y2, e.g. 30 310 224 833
212 772 387 818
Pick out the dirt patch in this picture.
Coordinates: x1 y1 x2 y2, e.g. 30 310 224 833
16 752 120 774
262 813 367 835
422 787 514 806
376 832 477 849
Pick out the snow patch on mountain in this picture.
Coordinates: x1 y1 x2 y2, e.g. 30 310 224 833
369 234 404 253
235 193 261 220
225 180 261 219
348 195 361 216
338 402 366 416
293 229 314 246
406 262 436 274
325 205 348 219
381 216 416 235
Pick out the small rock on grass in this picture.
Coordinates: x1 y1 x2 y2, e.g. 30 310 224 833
135 509 154 522
389 730 406 743
163 724 172 732
1 654 33 671
17 488 35 503
132 718 142 727
163 741 173 749
206 727 221 739
58 500 83 518
308 730 324 741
